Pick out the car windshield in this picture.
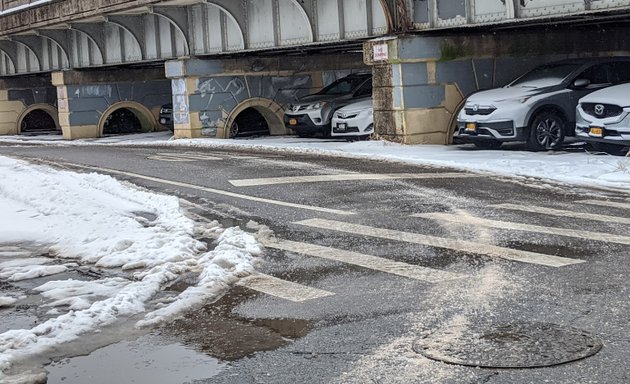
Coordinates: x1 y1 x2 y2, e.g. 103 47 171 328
509 63 581 88
318 76 369 95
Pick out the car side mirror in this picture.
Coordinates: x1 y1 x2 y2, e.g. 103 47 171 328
573 79 590 88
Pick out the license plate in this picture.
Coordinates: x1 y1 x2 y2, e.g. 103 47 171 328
589 127 603 137
337 123 347 130
289 118 297 126
465 122 477 132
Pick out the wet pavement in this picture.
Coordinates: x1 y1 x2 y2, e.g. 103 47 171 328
1 143 629 383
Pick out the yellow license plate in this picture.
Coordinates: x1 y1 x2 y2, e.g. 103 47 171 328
589 127 603 137
465 122 477 132
289 118 297 126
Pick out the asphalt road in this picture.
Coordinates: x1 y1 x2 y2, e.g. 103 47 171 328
1 143 629 384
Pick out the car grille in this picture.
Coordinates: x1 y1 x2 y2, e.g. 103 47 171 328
289 105 308 113
581 103 623 118
336 113 358 119
465 106 496 116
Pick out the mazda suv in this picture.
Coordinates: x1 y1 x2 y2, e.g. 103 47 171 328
457 57 630 150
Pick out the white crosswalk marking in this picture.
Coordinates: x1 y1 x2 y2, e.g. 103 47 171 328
491 203 630 225
229 173 478 187
578 199 630 211
148 153 223 162
236 273 335 302
262 239 465 283
37 160 355 216
295 219 584 267
414 212 630 246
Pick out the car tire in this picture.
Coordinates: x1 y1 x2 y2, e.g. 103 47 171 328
527 110 565 151
590 142 629 156
473 140 502 149
229 121 239 138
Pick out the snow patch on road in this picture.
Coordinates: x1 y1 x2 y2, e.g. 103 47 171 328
0 156 262 380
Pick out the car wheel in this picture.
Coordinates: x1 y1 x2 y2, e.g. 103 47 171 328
473 140 502 149
590 142 629 156
229 121 239 138
527 111 565 151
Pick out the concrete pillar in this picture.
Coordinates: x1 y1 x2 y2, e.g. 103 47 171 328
52 69 171 140
0 90 25 135
365 37 465 145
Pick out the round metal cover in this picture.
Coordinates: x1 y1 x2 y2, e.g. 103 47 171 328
413 322 602 368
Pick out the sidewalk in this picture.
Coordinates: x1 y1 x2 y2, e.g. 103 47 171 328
1 132 630 192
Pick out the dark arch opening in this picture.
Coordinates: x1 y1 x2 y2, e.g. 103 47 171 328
20 109 57 134
103 108 143 135
229 107 270 139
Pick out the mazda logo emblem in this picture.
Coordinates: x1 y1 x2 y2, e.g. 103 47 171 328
594 104 605 116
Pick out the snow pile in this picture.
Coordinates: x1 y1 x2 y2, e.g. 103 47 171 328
0 156 262 378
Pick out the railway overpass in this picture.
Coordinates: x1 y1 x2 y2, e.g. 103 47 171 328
1 0 630 143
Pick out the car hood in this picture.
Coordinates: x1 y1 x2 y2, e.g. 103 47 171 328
336 98 373 113
580 83 630 106
295 93 352 105
466 86 546 103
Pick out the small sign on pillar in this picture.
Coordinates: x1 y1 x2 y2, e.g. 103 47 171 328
373 44 389 62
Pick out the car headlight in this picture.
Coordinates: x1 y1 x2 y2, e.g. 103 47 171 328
309 102 327 110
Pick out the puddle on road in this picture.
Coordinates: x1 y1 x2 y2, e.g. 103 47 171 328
162 286 314 361
46 333 224 384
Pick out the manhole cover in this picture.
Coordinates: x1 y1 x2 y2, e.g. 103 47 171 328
413 322 602 368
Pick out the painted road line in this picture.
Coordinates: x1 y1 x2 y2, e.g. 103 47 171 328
148 153 223 162
262 238 464 283
236 273 335 302
294 219 584 267
491 203 630 225
414 212 630 246
35 160 355 216
229 172 478 187
578 199 630 211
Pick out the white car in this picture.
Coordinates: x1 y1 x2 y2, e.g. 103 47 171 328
457 58 630 150
576 83 630 155
331 99 374 140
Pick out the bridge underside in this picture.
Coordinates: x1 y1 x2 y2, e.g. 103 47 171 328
2 1 630 143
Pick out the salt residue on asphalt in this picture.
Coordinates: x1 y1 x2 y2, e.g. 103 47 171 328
0 156 262 379
334 264 525 383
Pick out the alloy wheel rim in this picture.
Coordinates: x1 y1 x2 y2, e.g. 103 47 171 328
229 122 239 138
536 118 561 147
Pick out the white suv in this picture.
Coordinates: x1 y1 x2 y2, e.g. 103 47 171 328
457 58 630 150
576 83 630 155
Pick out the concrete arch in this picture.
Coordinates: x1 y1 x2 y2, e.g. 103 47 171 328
281 0 314 44
9 39 41 73
376 0 394 33
104 20 146 62
98 101 157 136
67 27 105 67
17 104 60 134
223 97 289 139
36 34 70 70
205 2 246 50
0 48 16 75
150 12 190 57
